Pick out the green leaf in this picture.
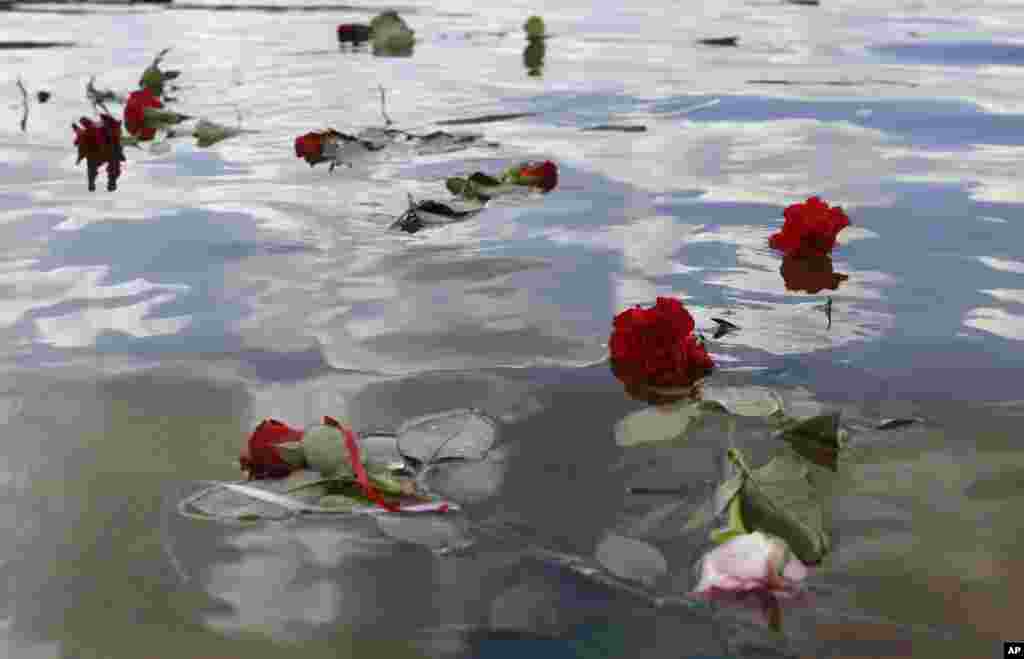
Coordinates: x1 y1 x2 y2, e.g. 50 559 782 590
302 423 356 477
524 15 547 40
735 451 830 564
701 385 783 418
192 118 247 148
142 107 190 128
709 492 749 544
682 472 743 531
613 399 706 447
774 411 844 471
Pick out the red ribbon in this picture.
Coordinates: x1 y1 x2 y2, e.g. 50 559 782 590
324 416 403 513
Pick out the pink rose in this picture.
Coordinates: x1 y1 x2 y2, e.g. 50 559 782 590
691 532 810 628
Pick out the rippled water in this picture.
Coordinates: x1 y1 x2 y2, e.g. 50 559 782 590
1 0 1022 657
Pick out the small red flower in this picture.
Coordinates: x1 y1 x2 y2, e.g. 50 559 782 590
294 130 341 166
72 114 125 192
779 254 848 294
239 418 304 479
337 23 371 43
768 196 850 258
609 297 714 393
123 87 163 141
516 160 558 192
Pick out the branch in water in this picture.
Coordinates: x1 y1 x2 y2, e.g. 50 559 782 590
15 76 28 132
378 84 393 126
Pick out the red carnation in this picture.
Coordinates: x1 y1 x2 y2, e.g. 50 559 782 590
517 160 558 192
779 254 848 294
609 297 714 396
768 196 850 258
239 418 304 480
123 87 163 141
72 114 125 192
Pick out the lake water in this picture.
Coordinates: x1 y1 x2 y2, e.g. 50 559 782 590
1 0 1022 657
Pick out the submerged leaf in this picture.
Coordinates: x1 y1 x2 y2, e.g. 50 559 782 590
683 473 744 532
594 534 668 587
734 451 830 565
376 514 473 550
396 408 499 466
774 411 844 471
614 399 706 447
701 386 783 418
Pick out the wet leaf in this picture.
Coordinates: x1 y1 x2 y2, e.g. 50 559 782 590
594 534 668 587
301 423 355 477
614 399 706 447
192 118 249 147
709 492 749 544
375 514 473 550
774 411 844 471
180 471 333 520
396 408 499 466
701 385 783 418
683 473 744 532
735 451 830 564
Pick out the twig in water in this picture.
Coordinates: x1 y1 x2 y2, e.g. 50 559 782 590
378 84 393 126
15 76 28 131
86 76 114 115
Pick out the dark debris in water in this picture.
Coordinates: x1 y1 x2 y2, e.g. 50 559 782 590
748 78 918 88
437 112 538 126
173 3 386 11
581 124 647 133
0 40 75 49
698 36 739 47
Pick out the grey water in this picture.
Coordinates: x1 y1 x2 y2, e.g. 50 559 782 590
1 0 1023 657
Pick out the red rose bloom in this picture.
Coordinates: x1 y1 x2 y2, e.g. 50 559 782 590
72 114 125 192
609 297 714 392
123 87 163 141
779 254 848 294
295 130 343 166
337 23 371 43
517 160 558 192
239 418 304 479
768 196 850 258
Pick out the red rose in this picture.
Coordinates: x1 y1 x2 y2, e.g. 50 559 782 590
779 254 848 294
609 297 714 392
517 160 558 192
768 196 850 258
294 130 342 166
337 23 371 43
72 114 125 192
123 87 163 141
239 418 304 479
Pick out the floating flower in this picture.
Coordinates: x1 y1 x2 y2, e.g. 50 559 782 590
508 160 558 192
768 196 850 258
691 531 811 629
779 254 848 294
294 129 343 167
239 418 303 480
72 114 125 192
609 297 714 398
123 87 163 141
337 23 371 44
